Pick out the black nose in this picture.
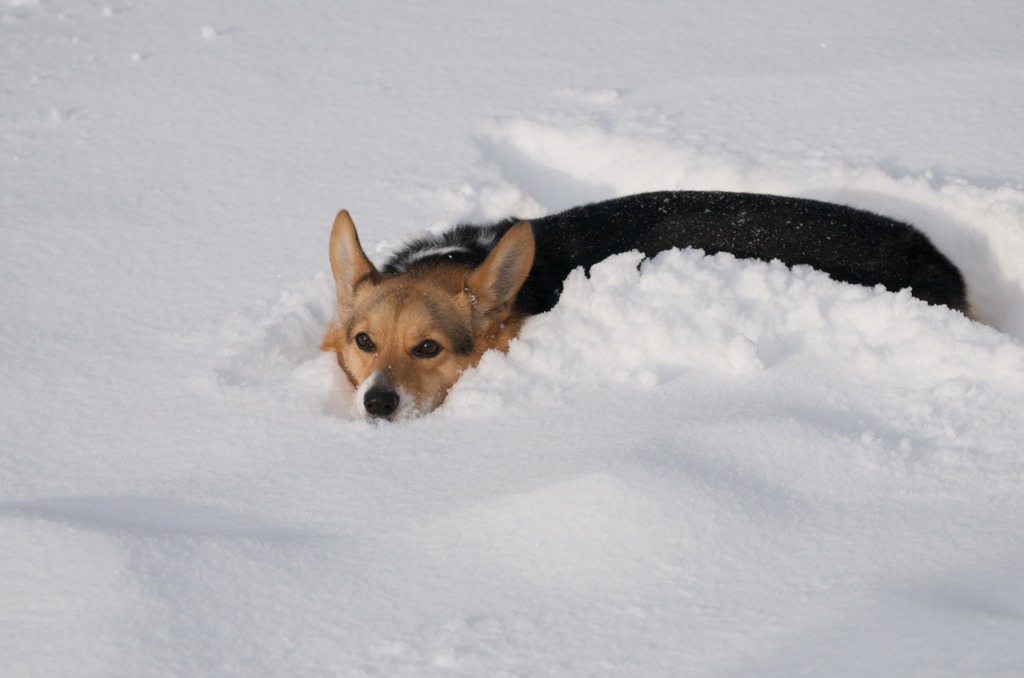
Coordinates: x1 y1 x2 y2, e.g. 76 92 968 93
364 388 399 418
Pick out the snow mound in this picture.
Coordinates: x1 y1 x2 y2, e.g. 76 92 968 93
5 2 1024 674
175 110 1024 676
469 116 1024 337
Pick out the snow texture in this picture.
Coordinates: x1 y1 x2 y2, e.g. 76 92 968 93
2 0 1024 676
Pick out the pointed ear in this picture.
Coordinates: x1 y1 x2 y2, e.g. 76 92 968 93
328 210 379 305
466 222 535 318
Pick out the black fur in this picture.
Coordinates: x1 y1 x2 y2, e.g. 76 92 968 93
384 191 968 315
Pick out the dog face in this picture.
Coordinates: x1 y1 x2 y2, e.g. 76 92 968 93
321 211 534 420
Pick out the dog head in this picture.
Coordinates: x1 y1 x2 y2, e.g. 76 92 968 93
321 211 535 420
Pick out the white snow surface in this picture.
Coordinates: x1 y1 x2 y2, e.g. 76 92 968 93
3 0 1024 676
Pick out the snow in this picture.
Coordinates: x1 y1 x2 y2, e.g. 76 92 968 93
2 0 1024 676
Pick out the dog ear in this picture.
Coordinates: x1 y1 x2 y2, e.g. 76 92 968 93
328 210 379 305
466 222 535 318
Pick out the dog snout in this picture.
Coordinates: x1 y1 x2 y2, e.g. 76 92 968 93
363 387 400 419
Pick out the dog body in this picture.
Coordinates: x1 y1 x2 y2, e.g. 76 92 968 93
322 191 967 419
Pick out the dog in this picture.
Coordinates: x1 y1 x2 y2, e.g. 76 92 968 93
321 191 968 420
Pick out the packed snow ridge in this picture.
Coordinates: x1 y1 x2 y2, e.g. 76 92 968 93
3 0 1024 675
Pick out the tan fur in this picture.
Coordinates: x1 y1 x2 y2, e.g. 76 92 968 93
321 211 534 416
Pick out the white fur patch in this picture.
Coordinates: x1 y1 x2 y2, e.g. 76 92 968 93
395 245 471 271
354 371 425 421
475 230 500 249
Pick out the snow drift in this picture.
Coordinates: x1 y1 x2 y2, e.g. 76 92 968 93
3 0 1024 676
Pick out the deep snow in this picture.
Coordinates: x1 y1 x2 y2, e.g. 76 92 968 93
2 0 1024 676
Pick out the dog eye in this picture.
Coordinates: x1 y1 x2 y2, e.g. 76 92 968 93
411 339 442 359
354 332 376 353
